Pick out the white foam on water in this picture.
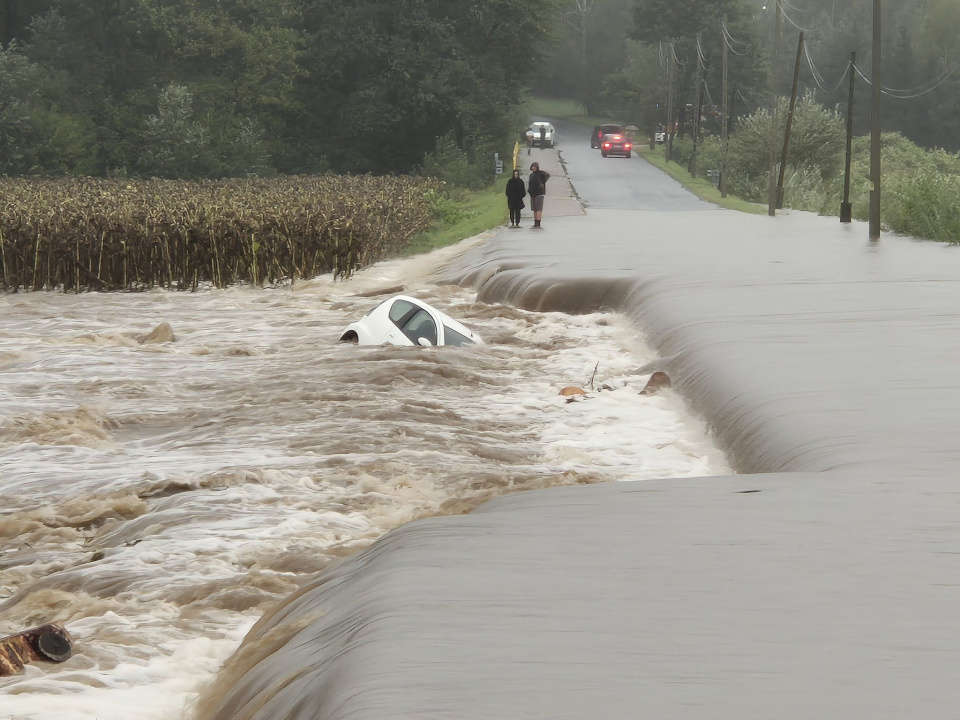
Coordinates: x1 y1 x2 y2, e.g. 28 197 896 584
0 235 730 718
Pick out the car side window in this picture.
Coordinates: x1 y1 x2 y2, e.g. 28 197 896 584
443 325 474 347
388 299 418 325
401 310 438 346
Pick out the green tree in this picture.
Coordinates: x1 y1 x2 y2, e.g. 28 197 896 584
0 42 95 174
293 0 559 176
138 83 212 178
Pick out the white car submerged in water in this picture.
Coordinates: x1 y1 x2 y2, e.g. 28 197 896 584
339 295 482 347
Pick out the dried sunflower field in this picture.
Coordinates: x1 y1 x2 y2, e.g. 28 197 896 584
0 175 442 292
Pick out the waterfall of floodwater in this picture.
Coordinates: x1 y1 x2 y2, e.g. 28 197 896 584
0 238 729 719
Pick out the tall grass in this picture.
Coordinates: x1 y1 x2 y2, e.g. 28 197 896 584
0 175 442 292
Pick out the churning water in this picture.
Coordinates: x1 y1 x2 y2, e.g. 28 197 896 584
0 237 729 719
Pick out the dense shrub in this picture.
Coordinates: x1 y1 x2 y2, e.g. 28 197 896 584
420 133 489 190
885 170 960 242
725 92 845 203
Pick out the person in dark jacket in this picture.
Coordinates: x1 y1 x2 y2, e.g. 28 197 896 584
505 169 526 228
527 162 551 229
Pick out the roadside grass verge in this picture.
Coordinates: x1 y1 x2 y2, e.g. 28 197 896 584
401 183 507 256
527 96 608 128
640 146 767 215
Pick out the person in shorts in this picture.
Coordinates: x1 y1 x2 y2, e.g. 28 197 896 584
527 162 550 229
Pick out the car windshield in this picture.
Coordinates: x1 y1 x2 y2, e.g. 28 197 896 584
601 125 623 134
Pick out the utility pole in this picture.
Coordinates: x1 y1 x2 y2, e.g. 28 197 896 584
841 51 856 223
666 42 675 163
689 51 703 177
777 31 804 209
721 16 729 198
869 0 882 240
767 0 782 217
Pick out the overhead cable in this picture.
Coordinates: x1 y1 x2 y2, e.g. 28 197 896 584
781 0 813 14
702 79 716 107
779 4 816 33
720 19 747 46
853 63 958 99
804 44 851 93
721 23 748 56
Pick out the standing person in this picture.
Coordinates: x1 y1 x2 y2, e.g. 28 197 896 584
505 169 526 228
527 162 550 230
539 124 546 148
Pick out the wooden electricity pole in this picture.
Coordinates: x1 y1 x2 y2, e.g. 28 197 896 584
666 42 676 163
776 31 804 209
767 0 782 217
841 51 856 222
721 17 729 198
689 57 703 177
869 0 882 240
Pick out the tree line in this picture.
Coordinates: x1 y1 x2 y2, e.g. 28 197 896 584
0 0 556 180
538 0 960 154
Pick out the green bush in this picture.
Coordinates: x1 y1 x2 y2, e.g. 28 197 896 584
885 169 960 243
668 136 694 166
423 188 472 225
421 133 489 190
726 92 845 204
839 133 960 242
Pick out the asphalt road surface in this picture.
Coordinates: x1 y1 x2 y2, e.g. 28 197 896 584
208 118 960 720
550 117 713 212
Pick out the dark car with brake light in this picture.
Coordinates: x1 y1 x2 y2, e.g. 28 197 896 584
600 133 632 158
592 123 624 149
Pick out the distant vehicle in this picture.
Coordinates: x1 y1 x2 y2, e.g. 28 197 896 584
592 123 624 149
600 132 632 158
526 121 556 148
339 295 482 347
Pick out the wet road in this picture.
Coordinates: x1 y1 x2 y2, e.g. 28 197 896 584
207 121 960 719
550 118 713 212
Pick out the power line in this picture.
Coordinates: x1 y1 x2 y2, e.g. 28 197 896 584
702 78 716 107
720 19 747 46
721 22 748 56
853 62 958 98
696 34 708 69
781 0 813 14
779 4 815 33
804 43 851 93
671 42 684 68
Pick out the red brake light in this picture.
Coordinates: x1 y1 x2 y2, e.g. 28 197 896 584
603 143 611 148
613 135 622 140
624 144 632 149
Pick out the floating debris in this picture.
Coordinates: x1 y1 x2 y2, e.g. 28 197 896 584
0 623 74 677
640 371 671 395
139 322 175 345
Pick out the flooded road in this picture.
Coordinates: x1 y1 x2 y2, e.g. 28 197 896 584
0 239 728 719
200 139 960 719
